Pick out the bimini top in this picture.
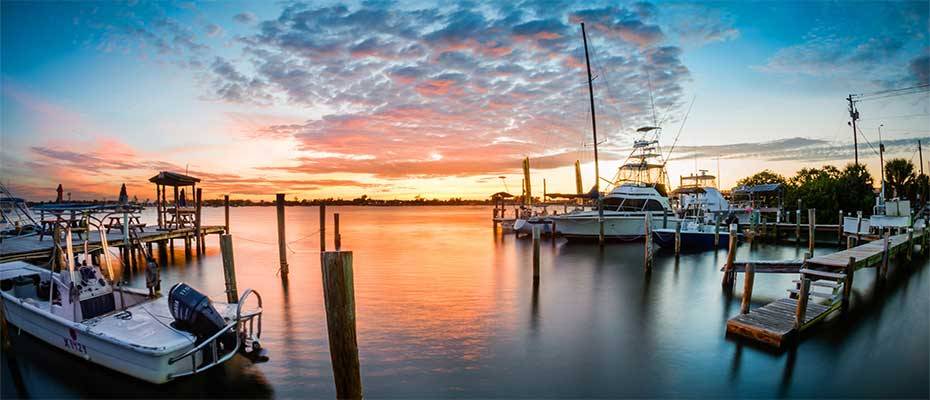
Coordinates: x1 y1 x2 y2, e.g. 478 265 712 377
149 171 201 187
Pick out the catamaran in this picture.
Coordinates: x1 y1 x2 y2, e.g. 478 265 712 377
0 222 265 384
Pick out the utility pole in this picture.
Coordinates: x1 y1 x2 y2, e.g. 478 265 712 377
847 95 860 166
879 124 885 201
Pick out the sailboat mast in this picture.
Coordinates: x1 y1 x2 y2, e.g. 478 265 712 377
581 23 600 194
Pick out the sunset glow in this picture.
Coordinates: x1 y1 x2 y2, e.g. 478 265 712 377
2 1 928 201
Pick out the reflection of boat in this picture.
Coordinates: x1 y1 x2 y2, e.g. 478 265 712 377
1 225 265 384
652 218 736 250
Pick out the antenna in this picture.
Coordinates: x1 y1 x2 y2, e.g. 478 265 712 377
646 69 658 127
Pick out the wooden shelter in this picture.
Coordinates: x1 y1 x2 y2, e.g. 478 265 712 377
149 171 201 230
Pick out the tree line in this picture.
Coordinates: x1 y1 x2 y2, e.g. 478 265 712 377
736 158 929 223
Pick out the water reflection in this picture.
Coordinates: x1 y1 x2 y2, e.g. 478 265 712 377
2 206 928 398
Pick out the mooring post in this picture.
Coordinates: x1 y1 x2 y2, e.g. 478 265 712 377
597 198 605 247
320 204 327 252
276 193 289 277
532 225 541 285
847 236 854 249
880 231 891 280
843 256 855 312
722 223 738 288
795 278 811 329
807 208 816 254
740 263 755 314
224 195 230 234
795 200 802 243
220 234 239 303
643 214 653 272
907 228 914 262
334 213 342 251
551 221 557 245
714 214 721 247
837 210 844 246
674 222 682 257
195 188 203 255
320 251 363 399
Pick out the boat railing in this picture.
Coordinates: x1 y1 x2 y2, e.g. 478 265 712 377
167 288 263 378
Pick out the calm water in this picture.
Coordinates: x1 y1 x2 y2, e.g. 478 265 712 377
3 206 928 398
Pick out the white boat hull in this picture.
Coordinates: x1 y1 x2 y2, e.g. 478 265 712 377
552 212 681 240
2 292 200 384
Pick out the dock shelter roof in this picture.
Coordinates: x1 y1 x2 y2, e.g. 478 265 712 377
732 183 784 194
148 171 201 187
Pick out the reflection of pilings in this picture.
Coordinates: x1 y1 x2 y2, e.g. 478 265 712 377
729 342 743 382
530 282 540 333
778 346 798 397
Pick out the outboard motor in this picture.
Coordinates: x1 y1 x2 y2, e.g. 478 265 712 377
168 283 234 350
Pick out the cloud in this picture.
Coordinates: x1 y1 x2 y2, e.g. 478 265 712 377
673 136 930 162
910 55 930 85
233 12 256 24
201 2 700 179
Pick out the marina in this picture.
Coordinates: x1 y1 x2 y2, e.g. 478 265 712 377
2 1 929 398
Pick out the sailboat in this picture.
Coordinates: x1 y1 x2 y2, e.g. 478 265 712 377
549 23 681 241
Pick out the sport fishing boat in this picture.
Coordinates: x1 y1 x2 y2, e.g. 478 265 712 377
0 223 264 384
672 170 729 224
550 129 682 240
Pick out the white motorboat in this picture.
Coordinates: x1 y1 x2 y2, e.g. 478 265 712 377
0 225 264 384
673 171 730 224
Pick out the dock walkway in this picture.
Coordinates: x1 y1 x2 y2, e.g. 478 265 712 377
726 229 925 348
0 226 225 263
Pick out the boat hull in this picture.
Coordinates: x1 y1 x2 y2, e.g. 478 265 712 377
652 229 731 250
2 294 199 384
513 219 552 235
552 213 681 240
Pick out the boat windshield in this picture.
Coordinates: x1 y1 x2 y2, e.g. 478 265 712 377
603 197 667 212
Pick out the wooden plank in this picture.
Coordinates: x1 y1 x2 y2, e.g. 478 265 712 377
726 296 838 348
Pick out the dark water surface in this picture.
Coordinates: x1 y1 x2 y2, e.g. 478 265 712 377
3 206 928 398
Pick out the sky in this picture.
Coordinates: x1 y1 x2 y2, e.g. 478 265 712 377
1 0 928 201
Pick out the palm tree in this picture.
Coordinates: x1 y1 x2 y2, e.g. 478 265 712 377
884 158 915 198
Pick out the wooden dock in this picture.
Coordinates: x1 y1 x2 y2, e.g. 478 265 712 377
726 228 926 348
0 226 225 263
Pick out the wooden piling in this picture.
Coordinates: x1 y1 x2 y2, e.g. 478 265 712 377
807 208 816 254
320 251 363 399
643 214 653 272
220 234 239 303
843 257 855 311
224 195 230 234
722 224 738 288
674 222 681 256
532 225 541 285
740 263 755 314
714 215 721 247
837 210 844 246
597 199 605 247
795 200 802 243
795 278 811 329
276 193 289 277
334 213 342 251
847 236 854 249
320 204 327 252
907 228 914 261
551 221 557 245
880 231 890 279
195 188 203 255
